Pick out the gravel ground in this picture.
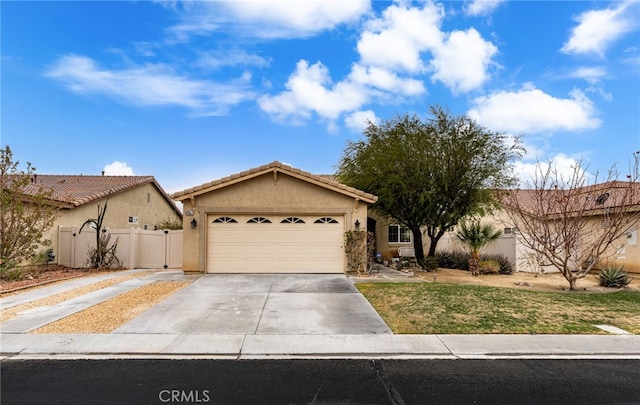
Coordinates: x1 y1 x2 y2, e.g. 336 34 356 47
33 280 188 334
0 271 157 323
1 267 106 294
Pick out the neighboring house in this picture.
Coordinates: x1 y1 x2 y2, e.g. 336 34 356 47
170 161 376 274
494 181 640 273
370 181 640 273
22 174 182 264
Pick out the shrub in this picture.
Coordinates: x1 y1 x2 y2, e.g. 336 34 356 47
484 253 514 274
1 266 24 281
435 250 470 270
479 260 500 274
344 230 367 274
156 218 183 230
423 256 438 271
599 265 631 288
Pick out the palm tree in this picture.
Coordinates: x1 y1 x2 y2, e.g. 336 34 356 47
456 221 502 276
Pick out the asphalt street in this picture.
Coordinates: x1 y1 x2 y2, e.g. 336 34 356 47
2 359 639 404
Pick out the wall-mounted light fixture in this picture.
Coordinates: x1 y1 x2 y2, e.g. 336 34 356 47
355 219 360 230
190 218 197 229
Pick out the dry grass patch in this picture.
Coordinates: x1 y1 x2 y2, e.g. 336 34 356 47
417 268 640 292
33 281 187 334
0 271 157 322
357 282 640 334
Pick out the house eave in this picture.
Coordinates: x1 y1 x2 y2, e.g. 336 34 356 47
171 161 378 204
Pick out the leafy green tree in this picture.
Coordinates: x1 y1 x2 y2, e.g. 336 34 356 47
0 146 60 272
337 106 522 266
455 221 502 276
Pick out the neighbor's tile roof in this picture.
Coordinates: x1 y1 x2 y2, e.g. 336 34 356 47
503 180 640 217
18 174 178 211
171 161 377 203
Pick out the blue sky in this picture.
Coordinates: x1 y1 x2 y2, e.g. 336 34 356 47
2 0 639 195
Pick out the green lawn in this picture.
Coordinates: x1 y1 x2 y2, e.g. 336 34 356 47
357 282 640 334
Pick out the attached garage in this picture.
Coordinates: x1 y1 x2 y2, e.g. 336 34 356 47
171 161 377 274
207 214 344 273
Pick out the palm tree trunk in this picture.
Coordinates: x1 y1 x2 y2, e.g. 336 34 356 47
469 250 480 276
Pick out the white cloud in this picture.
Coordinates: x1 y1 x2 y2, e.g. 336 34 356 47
258 60 369 125
357 3 444 73
569 66 607 83
463 0 507 17
561 1 638 56
514 154 589 188
170 0 370 40
103 161 135 176
468 85 601 134
196 49 271 70
349 64 425 95
46 54 255 116
356 2 497 92
429 28 498 93
258 2 499 128
345 110 378 133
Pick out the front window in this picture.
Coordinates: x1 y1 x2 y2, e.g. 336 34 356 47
388 224 411 243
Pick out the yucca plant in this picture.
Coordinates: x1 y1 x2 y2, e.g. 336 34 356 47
599 265 631 288
79 198 120 269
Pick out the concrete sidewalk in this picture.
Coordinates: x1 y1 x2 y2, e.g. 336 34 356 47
2 333 639 359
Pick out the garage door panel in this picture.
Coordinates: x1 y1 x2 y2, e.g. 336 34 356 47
207 215 344 273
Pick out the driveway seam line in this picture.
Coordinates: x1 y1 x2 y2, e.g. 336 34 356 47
252 275 275 335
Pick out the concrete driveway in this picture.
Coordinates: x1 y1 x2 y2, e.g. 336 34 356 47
113 274 391 335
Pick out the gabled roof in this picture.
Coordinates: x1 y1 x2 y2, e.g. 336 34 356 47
502 180 640 217
18 174 182 216
171 161 378 203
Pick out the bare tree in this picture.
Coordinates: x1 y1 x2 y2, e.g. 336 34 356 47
0 146 60 272
502 153 640 290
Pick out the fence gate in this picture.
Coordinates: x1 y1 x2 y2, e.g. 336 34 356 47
57 227 183 269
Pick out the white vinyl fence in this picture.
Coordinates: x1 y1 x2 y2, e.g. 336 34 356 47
436 233 534 273
439 232 574 274
57 227 182 269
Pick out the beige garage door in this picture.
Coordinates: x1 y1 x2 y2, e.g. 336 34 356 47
207 214 345 273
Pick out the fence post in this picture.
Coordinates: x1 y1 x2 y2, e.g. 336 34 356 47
70 226 78 268
163 230 169 269
56 226 62 266
127 228 136 270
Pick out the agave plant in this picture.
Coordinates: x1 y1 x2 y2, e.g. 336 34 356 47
598 265 631 288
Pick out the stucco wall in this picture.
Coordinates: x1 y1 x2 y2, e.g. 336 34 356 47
370 214 413 261
180 172 369 273
487 209 640 273
43 183 181 262
582 216 639 273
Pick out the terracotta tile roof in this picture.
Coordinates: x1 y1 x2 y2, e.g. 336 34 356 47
16 175 180 213
171 161 378 203
503 180 640 217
